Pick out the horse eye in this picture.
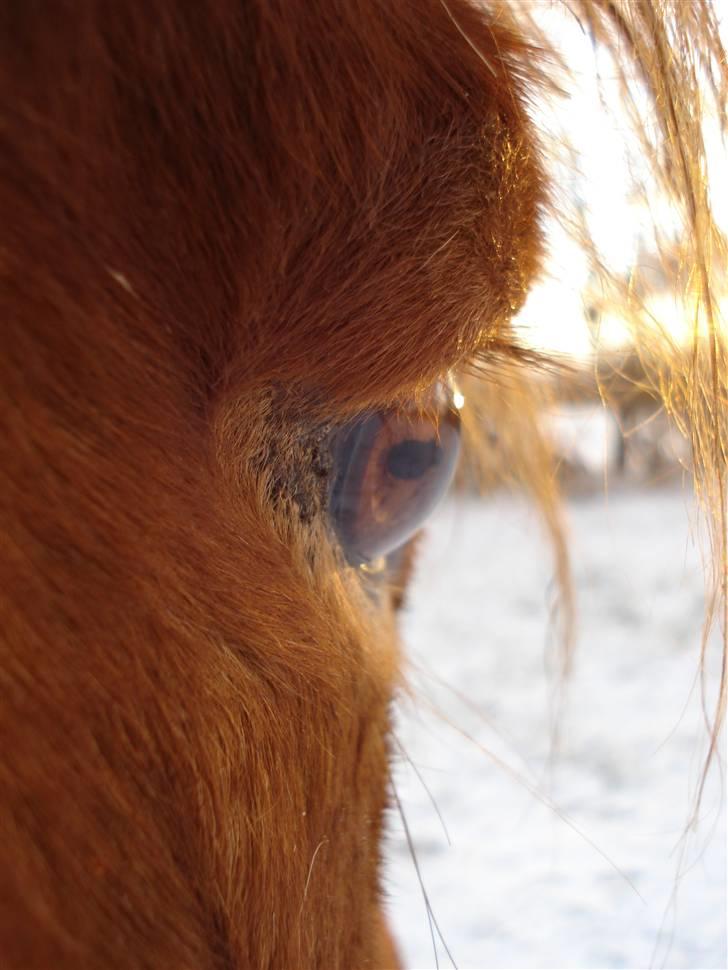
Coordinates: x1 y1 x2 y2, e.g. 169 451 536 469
329 383 462 566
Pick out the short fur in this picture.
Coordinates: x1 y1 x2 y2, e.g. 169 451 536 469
0 2 724 968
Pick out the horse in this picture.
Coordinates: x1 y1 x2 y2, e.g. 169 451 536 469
1 2 725 967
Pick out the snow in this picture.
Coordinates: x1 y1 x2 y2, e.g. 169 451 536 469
547 405 621 474
385 487 726 969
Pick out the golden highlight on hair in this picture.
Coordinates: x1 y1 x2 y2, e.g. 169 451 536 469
459 0 727 796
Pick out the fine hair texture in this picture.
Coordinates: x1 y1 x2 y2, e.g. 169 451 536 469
0 2 725 968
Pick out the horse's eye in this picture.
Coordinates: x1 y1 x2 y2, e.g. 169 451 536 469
329 383 462 566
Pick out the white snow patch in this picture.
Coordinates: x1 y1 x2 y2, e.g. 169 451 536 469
547 405 621 475
385 488 726 969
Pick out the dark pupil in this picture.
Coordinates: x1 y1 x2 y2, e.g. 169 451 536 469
385 439 441 480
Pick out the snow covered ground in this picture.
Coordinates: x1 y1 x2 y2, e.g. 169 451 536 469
385 487 726 969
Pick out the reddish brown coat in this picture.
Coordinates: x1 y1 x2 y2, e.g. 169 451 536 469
0 2 544 967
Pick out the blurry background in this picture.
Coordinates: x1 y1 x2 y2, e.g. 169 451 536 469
385 483 725 969
385 6 727 967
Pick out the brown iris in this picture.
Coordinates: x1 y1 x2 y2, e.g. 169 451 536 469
329 383 461 566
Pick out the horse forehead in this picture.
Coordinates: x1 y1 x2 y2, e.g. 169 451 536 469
6 1 542 415
228 2 545 410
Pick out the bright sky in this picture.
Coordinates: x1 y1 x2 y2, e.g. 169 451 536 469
514 3 728 361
